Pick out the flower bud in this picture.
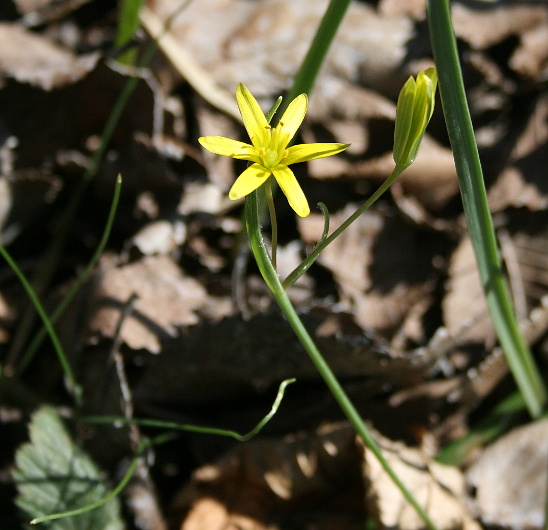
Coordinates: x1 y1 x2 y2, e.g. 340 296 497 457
393 67 438 168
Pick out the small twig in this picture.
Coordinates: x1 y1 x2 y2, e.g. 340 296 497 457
109 293 139 448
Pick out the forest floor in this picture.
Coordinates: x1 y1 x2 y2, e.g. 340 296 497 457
1 0 548 528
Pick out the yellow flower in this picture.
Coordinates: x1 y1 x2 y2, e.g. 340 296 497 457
393 67 438 168
199 83 349 217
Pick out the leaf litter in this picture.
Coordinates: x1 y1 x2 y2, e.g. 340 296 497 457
1 0 548 528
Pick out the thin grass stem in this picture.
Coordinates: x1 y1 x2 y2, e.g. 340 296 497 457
0 246 82 407
16 176 122 376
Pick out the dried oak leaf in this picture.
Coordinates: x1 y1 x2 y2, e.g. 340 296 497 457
452 2 547 49
0 23 99 90
488 94 548 213
466 420 548 529
443 236 492 346
444 220 548 348
172 424 364 530
148 0 413 100
379 0 427 20
299 205 438 340
360 432 481 530
89 255 207 353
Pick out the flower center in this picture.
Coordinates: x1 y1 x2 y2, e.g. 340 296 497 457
257 125 290 169
264 148 279 167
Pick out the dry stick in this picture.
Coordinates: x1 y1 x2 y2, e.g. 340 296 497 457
110 293 140 445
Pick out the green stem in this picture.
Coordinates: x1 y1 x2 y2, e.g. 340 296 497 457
81 378 294 443
283 164 405 289
0 245 82 407
29 377 294 525
427 0 546 418
115 0 146 65
264 178 278 270
16 176 122 376
282 0 352 115
4 43 159 371
245 191 438 530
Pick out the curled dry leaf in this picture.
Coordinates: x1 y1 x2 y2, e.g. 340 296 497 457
466 420 548 529
89 255 208 353
488 94 548 213
359 431 481 530
0 23 99 90
443 237 493 346
300 204 439 341
172 424 363 530
148 0 413 101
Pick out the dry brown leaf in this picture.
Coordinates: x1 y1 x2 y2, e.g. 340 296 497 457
147 0 413 101
0 23 99 90
360 432 481 530
443 237 492 345
120 310 435 414
466 420 548 529
490 166 548 213
452 3 548 51
13 0 54 12
379 0 426 20
89 255 207 353
131 220 187 256
444 219 548 346
172 424 363 530
510 23 548 81
311 130 458 213
488 94 548 213
300 205 438 339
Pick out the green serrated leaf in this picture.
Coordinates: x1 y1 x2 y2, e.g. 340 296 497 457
13 406 124 530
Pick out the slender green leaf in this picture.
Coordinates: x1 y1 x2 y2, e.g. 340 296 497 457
427 0 546 417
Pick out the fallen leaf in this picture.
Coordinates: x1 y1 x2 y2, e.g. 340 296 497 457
89 255 208 353
0 23 99 90
466 420 548 529
360 431 481 530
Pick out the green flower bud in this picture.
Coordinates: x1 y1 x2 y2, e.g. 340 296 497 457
393 67 438 168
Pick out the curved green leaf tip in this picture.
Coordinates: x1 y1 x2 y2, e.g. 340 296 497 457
393 67 438 168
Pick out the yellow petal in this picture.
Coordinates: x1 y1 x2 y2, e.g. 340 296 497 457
284 142 349 165
229 164 271 200
277 93 308 142
236 83 269 149
271 166 310 217
199 136 258 161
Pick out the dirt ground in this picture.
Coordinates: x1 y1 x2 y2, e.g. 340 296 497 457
1 0 547 528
